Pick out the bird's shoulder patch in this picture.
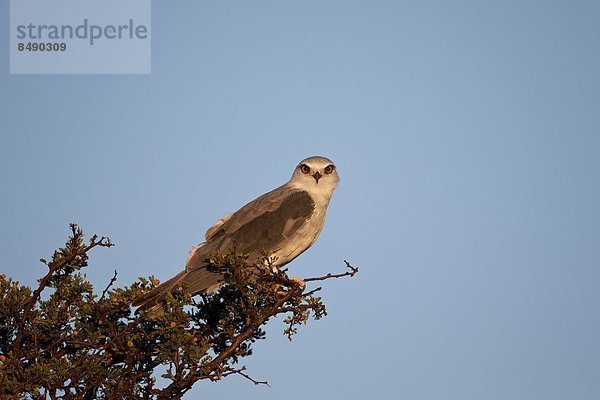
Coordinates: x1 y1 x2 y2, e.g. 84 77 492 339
278 190 315 219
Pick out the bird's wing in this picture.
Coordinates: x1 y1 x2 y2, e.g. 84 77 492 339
187 186 315 268
204 185 296 240
204 213 233 241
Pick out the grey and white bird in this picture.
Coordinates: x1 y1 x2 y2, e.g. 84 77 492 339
133 156 339 313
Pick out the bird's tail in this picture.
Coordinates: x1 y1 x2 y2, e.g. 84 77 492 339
132 265 224 316
132 242 226 315
131 271 187 315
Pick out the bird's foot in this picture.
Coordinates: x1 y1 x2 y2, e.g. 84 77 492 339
289 277 305 287
274 278 305 296
273 283 285 297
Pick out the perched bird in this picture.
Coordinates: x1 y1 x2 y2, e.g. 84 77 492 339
132 156 339 313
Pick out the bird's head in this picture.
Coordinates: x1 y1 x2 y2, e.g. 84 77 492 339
289 156 339 199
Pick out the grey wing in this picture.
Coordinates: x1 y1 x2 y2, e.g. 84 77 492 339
204 185 301 242
217 188 315 255
185 186 315 279
204 213 232 241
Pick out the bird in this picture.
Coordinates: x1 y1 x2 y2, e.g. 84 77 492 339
132 156 339 313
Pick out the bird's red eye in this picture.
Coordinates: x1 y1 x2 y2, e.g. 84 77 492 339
299 164 310 174
324 164 335 174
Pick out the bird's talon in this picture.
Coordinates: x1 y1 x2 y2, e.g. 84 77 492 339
290 277 305 287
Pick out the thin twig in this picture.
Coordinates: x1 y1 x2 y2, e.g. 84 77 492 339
224 366 270 387
100 270 118 301
304 260 358 283
302 287 322 297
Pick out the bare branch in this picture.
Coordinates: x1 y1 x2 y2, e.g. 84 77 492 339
100 270 118 301
304 260 358 283
224 367 270 387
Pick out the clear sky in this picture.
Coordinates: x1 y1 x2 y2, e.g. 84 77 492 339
1 1 599 399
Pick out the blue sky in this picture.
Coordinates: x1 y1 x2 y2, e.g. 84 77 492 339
1 1 599 399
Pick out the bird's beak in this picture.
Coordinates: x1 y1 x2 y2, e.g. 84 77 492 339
312 171 322 183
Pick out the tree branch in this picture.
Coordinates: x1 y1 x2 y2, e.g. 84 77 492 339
10 224 113 356
100 270 118 301
304 260 358 282
223 367 269 387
